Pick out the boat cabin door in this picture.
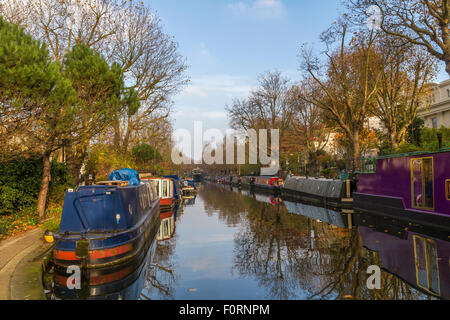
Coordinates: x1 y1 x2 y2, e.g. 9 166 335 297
411 157 434 210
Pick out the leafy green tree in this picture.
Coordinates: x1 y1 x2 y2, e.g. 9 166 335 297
0 19 126 217
0 17 77 218
421 127 450 151
406 117 425 146
132 143 163 170
62 45 127 184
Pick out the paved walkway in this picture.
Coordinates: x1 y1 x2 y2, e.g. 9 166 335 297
0 228 45 300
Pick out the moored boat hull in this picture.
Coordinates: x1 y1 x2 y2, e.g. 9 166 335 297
355 150 450 229
53 182 160 269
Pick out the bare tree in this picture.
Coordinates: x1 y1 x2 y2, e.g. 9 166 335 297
226 70 294 138
299 22 381 169
1 0 188 179
110 4 188 154
371 36 438 149
286 81 331 163
345 0 450 76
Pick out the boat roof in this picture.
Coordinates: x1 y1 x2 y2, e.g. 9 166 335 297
367 147 450 161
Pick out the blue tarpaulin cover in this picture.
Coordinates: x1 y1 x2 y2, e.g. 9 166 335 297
109 168 141 186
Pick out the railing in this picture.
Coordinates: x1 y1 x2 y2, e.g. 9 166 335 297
358 158 377 174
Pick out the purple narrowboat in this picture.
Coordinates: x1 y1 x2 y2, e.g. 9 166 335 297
354 149 450 231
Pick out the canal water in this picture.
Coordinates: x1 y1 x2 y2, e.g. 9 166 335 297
44 183 449 300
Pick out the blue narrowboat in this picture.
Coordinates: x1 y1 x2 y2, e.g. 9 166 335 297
193 168 202 182
53 170 160 269
181 179 197 195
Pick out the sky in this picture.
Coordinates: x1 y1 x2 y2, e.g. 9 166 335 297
145 0 344 133
145 0 449 158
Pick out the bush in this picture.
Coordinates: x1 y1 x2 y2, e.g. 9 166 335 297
41 216 62 233
0 157 43 215
0 156 73 215
0 205 39 237
421 127 450 151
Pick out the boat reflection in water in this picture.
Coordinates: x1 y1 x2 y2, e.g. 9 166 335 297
284 200 348 229
354 212 450 299
150 183 445 300
183 195 197 207
238 188 283 206
157 204 180 242
142 204 180 300
44 235 157 300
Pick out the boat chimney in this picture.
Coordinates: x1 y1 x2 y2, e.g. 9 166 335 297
437 133 443 150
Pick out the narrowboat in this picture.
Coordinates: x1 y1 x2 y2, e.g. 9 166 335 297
193 168 202 183
141 177 175 211
181 179 197 195
230 176 242 188
355 213 449 299
354 149 450 231
53 171 160 269
281 176 353 209
163 175 182 201
246 176 284 193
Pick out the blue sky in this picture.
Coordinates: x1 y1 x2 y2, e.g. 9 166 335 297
145 0 344 133
146 0 449 136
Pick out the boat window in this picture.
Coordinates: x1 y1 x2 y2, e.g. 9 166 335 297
162 180 168 198
414 236 440 295
411 158 434 210
155 181 160 197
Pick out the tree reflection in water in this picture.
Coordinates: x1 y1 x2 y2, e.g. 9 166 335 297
200 185 431 300
142 183 434 300
142 216 181 300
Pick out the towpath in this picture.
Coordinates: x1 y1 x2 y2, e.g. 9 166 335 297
0 228 48 300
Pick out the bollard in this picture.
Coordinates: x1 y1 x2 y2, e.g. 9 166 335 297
346 180 351 198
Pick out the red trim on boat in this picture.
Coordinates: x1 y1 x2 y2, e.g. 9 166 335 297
89 266 133 285
160 198 174 206
54 243 133 261
55 266 134 286
160 211 173 220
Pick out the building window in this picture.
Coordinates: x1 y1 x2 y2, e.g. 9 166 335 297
431 117 438 129
447 89 450 98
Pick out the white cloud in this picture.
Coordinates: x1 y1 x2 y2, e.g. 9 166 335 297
181 74 255 99
228 0 285 19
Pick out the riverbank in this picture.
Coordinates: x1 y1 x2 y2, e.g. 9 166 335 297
0 227 51 300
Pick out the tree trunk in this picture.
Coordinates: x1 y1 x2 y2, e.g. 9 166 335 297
37 153 51 219
112 115 122 151
389 128 399 151
352 131 361 172
65 145 84 186
122 116 133 155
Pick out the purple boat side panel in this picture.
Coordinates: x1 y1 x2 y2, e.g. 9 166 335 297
357 152 450 216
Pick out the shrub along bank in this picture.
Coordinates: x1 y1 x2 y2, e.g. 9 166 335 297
0 156 73 238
